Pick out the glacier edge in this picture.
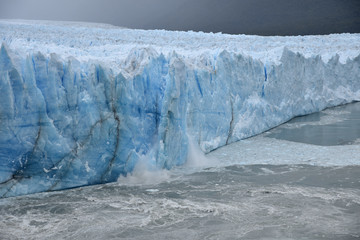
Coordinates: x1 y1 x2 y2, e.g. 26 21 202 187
0 42 360 197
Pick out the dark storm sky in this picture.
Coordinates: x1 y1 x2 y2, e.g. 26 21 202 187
0 0 359 35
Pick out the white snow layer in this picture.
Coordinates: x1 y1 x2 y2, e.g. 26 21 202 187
1 19 359 72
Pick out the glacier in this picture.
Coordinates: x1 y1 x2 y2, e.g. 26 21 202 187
0 20 360 197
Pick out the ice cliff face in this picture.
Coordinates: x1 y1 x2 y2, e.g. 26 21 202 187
1 20 360 197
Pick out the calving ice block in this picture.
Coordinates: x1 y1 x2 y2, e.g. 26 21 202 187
0 20 359 197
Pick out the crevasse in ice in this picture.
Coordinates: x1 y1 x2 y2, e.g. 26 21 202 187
0 20 360 197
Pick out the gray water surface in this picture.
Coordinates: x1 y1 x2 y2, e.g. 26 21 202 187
0 164 359 240
267 102 360 146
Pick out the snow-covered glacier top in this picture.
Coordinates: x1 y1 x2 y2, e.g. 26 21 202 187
0 20 359 197
1 19 359 74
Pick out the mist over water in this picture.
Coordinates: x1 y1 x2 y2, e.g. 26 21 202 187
0 103 360 239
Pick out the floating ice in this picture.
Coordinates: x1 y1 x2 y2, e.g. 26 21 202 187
0 20 359 197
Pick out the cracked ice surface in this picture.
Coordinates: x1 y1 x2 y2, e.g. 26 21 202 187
0 20 360 197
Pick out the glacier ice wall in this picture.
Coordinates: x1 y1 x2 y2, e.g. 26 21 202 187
1 36 360 197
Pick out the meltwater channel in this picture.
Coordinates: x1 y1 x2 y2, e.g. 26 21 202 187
0 102 359 240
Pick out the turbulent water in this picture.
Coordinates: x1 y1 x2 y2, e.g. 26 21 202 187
0 103 360 240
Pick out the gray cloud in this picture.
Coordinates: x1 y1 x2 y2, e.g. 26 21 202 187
0 0 359 35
